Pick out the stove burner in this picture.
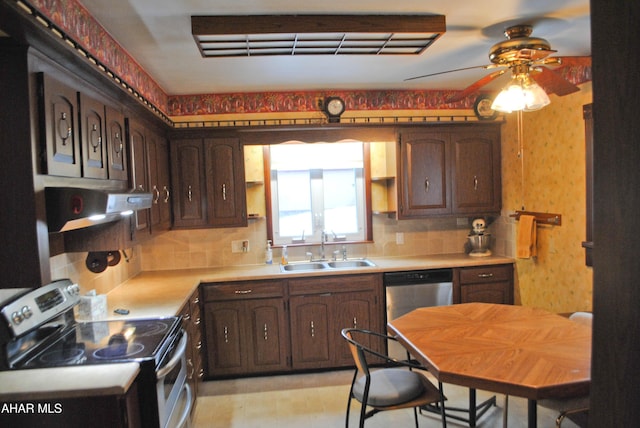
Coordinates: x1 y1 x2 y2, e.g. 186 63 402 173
39 347 86 365
131 321 169 337
93 342 145 359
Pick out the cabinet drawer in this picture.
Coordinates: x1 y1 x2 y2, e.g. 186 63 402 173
459 264 512 284
289 273 381 295
202 280 285 301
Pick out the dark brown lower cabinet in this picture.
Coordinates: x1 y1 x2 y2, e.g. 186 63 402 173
457 264 514 305
202 280 289 377
201 274 383 377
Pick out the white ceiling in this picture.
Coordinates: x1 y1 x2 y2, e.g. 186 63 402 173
78 0 591 96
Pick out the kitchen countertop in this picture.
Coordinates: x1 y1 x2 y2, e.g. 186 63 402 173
0 363 140 401
103 253 514 320
0 253 511 400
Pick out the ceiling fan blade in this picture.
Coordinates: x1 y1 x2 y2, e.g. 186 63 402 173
445 69 508 103
404 64 493 82
531 67 580 96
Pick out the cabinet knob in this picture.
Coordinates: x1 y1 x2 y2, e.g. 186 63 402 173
58 111 72 145
424 178 430 193
163 186 170 203
153 185 160 204
473 175 479 191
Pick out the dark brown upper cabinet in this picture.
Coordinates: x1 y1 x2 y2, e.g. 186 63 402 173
38 73 81 177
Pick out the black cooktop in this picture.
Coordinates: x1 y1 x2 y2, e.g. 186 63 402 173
19 317 181 369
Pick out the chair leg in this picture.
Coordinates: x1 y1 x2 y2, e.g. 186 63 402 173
438 382 447 428
413 407 419 428
503 395 509 428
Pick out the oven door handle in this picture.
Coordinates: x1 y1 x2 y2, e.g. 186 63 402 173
174 383 193 428
157 330 187 379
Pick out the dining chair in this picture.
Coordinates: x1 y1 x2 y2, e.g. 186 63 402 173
341 328 447 428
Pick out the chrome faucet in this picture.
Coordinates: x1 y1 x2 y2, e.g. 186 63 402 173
320 230 327 260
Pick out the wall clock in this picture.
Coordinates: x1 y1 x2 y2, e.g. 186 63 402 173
323 97 345 123
473 94 498 120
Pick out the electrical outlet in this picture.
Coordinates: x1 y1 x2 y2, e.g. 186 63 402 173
231 240 250 253
396 232 404 245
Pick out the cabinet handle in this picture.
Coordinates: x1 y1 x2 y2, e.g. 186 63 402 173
57 111 72 145
223 326 229 343
163 186 170 203
310 321 315 338
194 317 201 326
473 175 479 191
478 273 494 278
222 183 227 201
152 185 160 204
184 313 191 321
187 358 195 380
234 289 252 294
424 178 430 193
263 323 268 341
90 124 101 152
113 131 123 157
188 185 192 202
196 340 202 350
353 317 357 328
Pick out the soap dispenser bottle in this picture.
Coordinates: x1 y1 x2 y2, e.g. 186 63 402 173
265 240 273 264
281 244 288 265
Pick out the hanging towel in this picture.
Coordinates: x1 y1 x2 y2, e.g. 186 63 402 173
516 215 537 258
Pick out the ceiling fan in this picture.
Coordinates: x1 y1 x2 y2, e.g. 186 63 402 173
406 24 591 106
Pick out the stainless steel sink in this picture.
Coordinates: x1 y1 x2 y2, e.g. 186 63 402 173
280 259 376 272
327 259 376 269
281 262 328 272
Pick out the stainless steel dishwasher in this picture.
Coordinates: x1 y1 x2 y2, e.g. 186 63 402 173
384 268 453 360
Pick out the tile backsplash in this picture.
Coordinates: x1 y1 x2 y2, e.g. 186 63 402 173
139 216 475 271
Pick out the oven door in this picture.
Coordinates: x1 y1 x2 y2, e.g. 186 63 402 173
156 329 189 428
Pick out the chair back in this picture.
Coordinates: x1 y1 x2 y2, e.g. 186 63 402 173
342 329 370 377
570 311 593 327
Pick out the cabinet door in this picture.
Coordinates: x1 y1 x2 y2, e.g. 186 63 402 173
399 132 450 217
204 138 247 227
460 283 512 304
156 138 172 229
79 93 108 179
38 73 80 177
128 120 149 233
105 106 128 181
204 301 245 375
452 130 501 213
171 139 207 227
333 291 377 366
289 295 332 369
245 298 289 372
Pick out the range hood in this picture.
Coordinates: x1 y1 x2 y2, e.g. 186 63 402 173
45 187 153 232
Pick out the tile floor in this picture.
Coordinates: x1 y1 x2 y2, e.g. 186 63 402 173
191 369 585 427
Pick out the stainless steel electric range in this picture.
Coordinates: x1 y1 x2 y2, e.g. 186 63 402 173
0 279 191 428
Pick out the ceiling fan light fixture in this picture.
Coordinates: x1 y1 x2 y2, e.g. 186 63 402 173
491 74 550 113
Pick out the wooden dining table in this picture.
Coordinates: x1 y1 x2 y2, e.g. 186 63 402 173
387 303 591 427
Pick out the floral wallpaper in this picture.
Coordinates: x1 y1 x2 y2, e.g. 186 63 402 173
24 0 591 118
496 82 593 312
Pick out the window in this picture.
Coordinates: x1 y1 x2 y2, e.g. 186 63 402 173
266 141 370 246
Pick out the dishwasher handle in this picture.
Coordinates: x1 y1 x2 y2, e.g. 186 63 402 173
383 268 453 286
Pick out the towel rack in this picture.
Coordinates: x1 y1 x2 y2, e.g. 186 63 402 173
509 210 562 226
